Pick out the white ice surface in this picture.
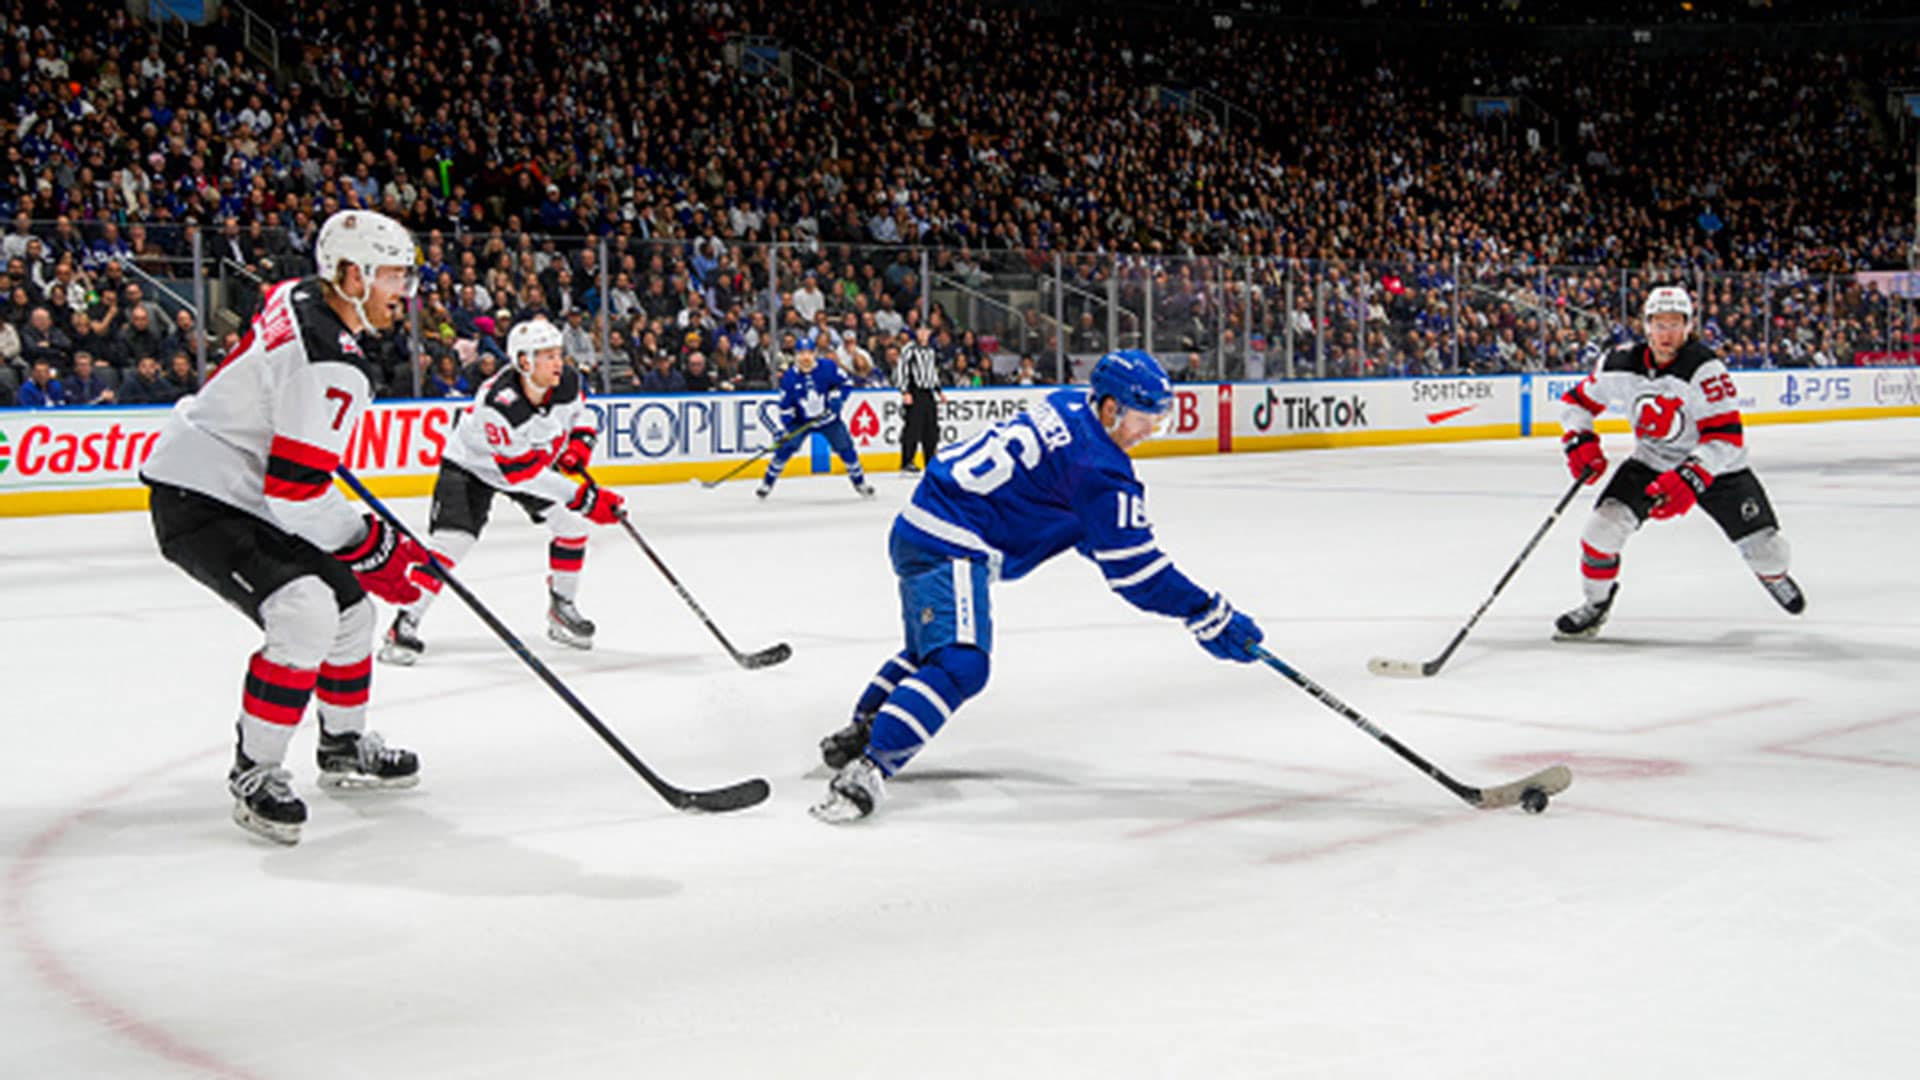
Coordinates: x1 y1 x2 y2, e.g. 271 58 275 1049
3 420 1918 1079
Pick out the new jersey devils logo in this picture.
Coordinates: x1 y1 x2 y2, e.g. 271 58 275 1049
1633 394 1686 442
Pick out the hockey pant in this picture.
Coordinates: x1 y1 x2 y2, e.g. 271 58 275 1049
763 417 866 487
848 534 995 777
1579 460 1788 603
147 482 376 767
406 462 591 624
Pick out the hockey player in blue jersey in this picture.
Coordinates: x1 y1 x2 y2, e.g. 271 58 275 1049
757 336 875 500
810 349 1266 823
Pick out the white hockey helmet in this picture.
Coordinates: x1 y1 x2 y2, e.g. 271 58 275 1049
507 316 565 374
315 210 419 325
1643 285 1694 323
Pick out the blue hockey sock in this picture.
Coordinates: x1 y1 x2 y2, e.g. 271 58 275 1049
763 437 800 486
866 646 989 777
852 650 918 721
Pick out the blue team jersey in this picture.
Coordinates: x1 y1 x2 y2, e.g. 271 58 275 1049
896 387 1211 619
777 359 850 425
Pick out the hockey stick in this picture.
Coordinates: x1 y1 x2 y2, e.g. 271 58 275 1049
697 417 824 489
1367 466 1594 678
585 471 793 669
335 467 770 813
1255 646 1571 812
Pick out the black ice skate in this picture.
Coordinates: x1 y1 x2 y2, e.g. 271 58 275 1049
378 610 424 666
853 479 875 498
1758 573 1806 615
1554 583 1618 640
547 591 595 649
755 481 772 500
229 753 307 845
820 715 873 770
316 729 421 790
809 756 885 824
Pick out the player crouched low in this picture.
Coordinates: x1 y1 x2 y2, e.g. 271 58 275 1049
381 316 626 663
811 349 1265 823
140 209 427 844
1555 285 1804 639
756 336 874 500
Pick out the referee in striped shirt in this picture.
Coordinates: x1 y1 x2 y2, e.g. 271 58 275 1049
896 324 943 472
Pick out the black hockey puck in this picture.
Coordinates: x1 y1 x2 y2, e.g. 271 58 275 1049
1520 787 1550 814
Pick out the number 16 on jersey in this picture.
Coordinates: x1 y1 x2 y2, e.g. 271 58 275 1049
945 426 1043 494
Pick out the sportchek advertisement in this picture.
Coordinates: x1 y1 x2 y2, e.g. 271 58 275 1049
4 371 1914 516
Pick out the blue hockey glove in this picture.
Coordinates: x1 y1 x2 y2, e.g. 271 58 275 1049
1187 594 1264 663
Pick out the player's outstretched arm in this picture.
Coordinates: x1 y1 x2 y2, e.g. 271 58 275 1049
1073 471 1263 662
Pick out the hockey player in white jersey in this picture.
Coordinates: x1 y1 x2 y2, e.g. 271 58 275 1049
141 209 429 845
380 316 625 663
1554 285 1804 639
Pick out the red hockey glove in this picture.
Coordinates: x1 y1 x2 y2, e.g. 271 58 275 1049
568 482 626 526
1646 461 1712 520
1562 431 1606 484
555 429 596 476
335 515 429 605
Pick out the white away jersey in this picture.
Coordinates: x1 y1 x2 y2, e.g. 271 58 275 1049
1560 340 1748 476
442 366 594 506
141 277 373 552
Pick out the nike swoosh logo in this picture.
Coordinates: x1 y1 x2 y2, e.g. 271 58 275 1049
1425 406 1476 424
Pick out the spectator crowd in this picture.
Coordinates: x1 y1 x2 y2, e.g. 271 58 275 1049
2 0 1915 404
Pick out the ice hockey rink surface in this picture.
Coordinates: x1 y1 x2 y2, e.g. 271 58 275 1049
4 418 1917 1079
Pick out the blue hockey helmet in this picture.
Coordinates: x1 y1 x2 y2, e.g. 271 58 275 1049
1089 349 1174 416
794 335 816 354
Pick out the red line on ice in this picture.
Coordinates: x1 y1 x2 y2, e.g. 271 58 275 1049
2 748 261 1080
1264 814 1478 865
1424 696 1799 736
1761 711 1920 772
1569 805 1824 843
1127 780 1382 839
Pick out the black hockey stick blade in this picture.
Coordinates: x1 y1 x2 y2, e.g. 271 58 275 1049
1470 764 1573 810
599 500 795 673
337 467 771 815
737 642 793 669
674 776 773 813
